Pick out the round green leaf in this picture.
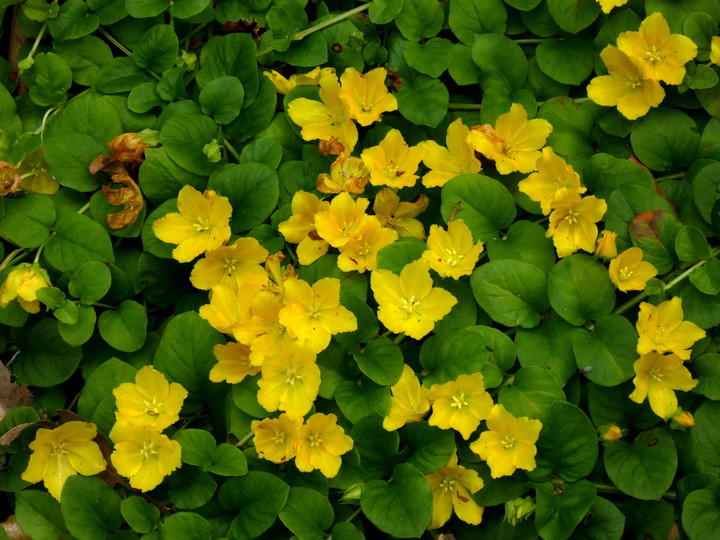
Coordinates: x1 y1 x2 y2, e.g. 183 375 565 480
53 35 113 86
449 0 506 45
394 0 443 41
690 160 720 224
58 304 97 346
44 213 115 273
603 428 678 500
352 337 403 386
336 289 378 348
571 497 625 540
400 422 455 475
441 174 517 242
48 0 99 41
199 76 244 125
536 35 594 85
692 353 720 399
173 428 216 468
15 491 68 540
498 366 566 423
630 109 701 172
206 444 248 476
77 357 136 430
97 300 147 352
368 0 402 24
160 114 225 176
582 153 654 201
622 499 675 540
396 72 449 128
279 487 335 539
195 33 258 106
470 260 549 328
376 237 425 275
486 220 556 275
361 463 433 537
61 476 122 540
572 315 637 387
335 378 391 424
351 414 402 478
27 52 72 107
139 147 208 206
68 260 112 304
13 319 82 387
682 489 720 540
403 38 453 78
689 257 720 295
675 225 712 262
471 33 527 91
121 496 160 535
169 0 211 18
132 24 179 72
0 193 56 249
207 163 279 232
532 401 599 482
516 316 579 386
547 0 600 33
159 512 211 540
167 467 217 509
95 57 148 94
534 479 597 540
126 0 167 17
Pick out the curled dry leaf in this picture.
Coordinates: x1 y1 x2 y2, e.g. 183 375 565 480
0 361 32 423
102 174 144 229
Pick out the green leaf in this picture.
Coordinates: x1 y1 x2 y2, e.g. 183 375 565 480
61 476 122 540
0 193 55 248
470 260 549 328
582 153 654 201
690 400 720 473
160 114 225 176
534 479 597 540
486 220 556 275
139 147 207 206
403 38 453 78
572 315 637 387
125 0 167 17
132 24 179 72
98 300 147 352
630 109 701 172
196 33 258 106
279 487 335 539
95 57 148 93
199 76 244 125
448 0 506 45
394 0 443 41
153 311 225 405
448 44 482 86
376 237 425 274
167 467 217 509
400 422 455 475
48 0 99 41
22 0 59 21
159 512 212 540
675 225 712 262
15 491 68 540
58 304 97 346
587 382 659 432
692 353 720 399
174 428 216 468
207 163 279 232
396 71 449 128
536 34 594 85
351 414 402 478
238 138 282 169
682 489 720 540
571 497 625 540
27 52 72 107
206 444 248 476
352 337 403 386
420 325 515 388
360 463 433 537
604 428 678 500
516 316 578 386
498 366 566 423
279 33 329 68
441 174 517 242
546 0 600 33
53 35 113 86
12 318 82 387
77 357 136 431
369 0 402 24
532 401 598 482
690 160 720 224
219 472 290 540
548 254 615 326
169 0 211 18
68 260 112 304
335 378 391 423
472 33 527 91
121 496 160 534
622 499 675 540
538 98 597 171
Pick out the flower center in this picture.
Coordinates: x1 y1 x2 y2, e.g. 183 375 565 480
194 218 210 232
451 393 468 409
140 440 157 459
445 248 463 267
222 257 237 275
285 367 303 386
649 367 664 382
144 397 162 417
400 295 420 313
645 47 662 65
564 209 580 224
501 435 516 449
50 441 67 456
619 266 634 280
271 430 286 445
439 477 456 492
309 432 323 447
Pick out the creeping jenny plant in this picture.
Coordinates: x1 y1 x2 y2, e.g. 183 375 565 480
1 0 720 538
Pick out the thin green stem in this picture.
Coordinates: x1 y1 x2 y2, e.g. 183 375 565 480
257 2 371 57
448 102 482 111
76 201 91 215
344 506 362 523
27 21 48 59
222 136 242 162
514 38 542 44
99 28 132 56
592 481 676 500
236 431 254 447
392 333 405 345
655 172 684 181
0 249 27 272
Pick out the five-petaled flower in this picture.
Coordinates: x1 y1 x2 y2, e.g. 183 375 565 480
426 451 484 529
251 414 303 464
294 413 354 478
636 297 706 360
427 372 494 440
628 352 698 419
422 219 484 279
608 247 658 292
383 364 431 431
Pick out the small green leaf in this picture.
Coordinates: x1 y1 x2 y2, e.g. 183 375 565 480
376 237 426 275
173 429 216 468
58 304 97 346
486 220 556 275
53 35 112 85
516 316 578 386
692 353 720 400
448 0 506 44
572 315 637 387
68 260 112 304
77 357 136 432
396 71 449 128
498 366 566 423
536 34 594 85
352 337 403 386
97 300 147 352
121 496 160 534
206 444 248 476
169 0 211 18
534 479 597 540
27 52 72 106
132 24 179 72
48 0 99 42
95 57 148 93
690 257 720 295
546 0 600 33
335 378 391 424
394 0 443 41
369 0 402 24
15 491 69 540
279 487 335 539
630 109 701 172
199 76 244 125
400 422 455 475
160 114 225 176
682 489 720 540
571 497 625 540
0 193 55 249
159 512 212 540
351 414 402 478
403 38 453 78
675 225 712 262
61 476 122 539
472 33 527 91
167 467 217 509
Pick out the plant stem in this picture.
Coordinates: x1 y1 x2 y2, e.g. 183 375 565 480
222 136 242 162
344 506 362 522
514 38 542 44
448 102 482 111
76 201 91 215
99 28 132 56
236 431 254 447
655 172 684 181
592 481 677 500
392 333 405 344
27 21 48 59
0 249 27 271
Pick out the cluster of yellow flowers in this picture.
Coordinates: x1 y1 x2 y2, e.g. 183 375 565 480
109 366 187 491
629 297 705 419
0 263 51 314
384 366 542 528
587 12 698 120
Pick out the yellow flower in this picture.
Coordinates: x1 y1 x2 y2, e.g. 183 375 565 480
671 409 695 428
517 147 586 215
371 260 457 340
712 36 720 66
636 297 706 360
469 404 543 478
427 372 494 440
113 365 188 431
339 67 398 126
278 191 331 266
600 425 623 441
426 451 484 530
546 194 607 258
608 247 658 292
313 191 373 249
198 284 251 338
109 423 181 492
595 230 618 259
360 129 427 189
466 103 552 175
337 216 398 273
152 185 233 263
420 118 482 188
587 45 665 120
0 264 51 314
257 346 321 417
628 352 698 419
251 414 303 463
287 70 358 153
373 188 429 240
317 154 370 195
383 365 431 431
422 219 484 279
22 422 107 501
294 413 353 478
595 0 628 13
210 341 261 384
264 66 334 94
616 12 698 85
190 238 269 291
278 277 357 352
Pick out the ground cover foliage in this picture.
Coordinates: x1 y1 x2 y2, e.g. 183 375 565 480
1 0 720 537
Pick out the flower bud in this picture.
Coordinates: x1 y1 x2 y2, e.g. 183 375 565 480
0 264 52 314
505 496 535 527
600 424 623 441
671 409 695 429
595 230 618 259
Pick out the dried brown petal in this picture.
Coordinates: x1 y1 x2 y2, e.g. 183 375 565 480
102 174 144 230
0 161 22 195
